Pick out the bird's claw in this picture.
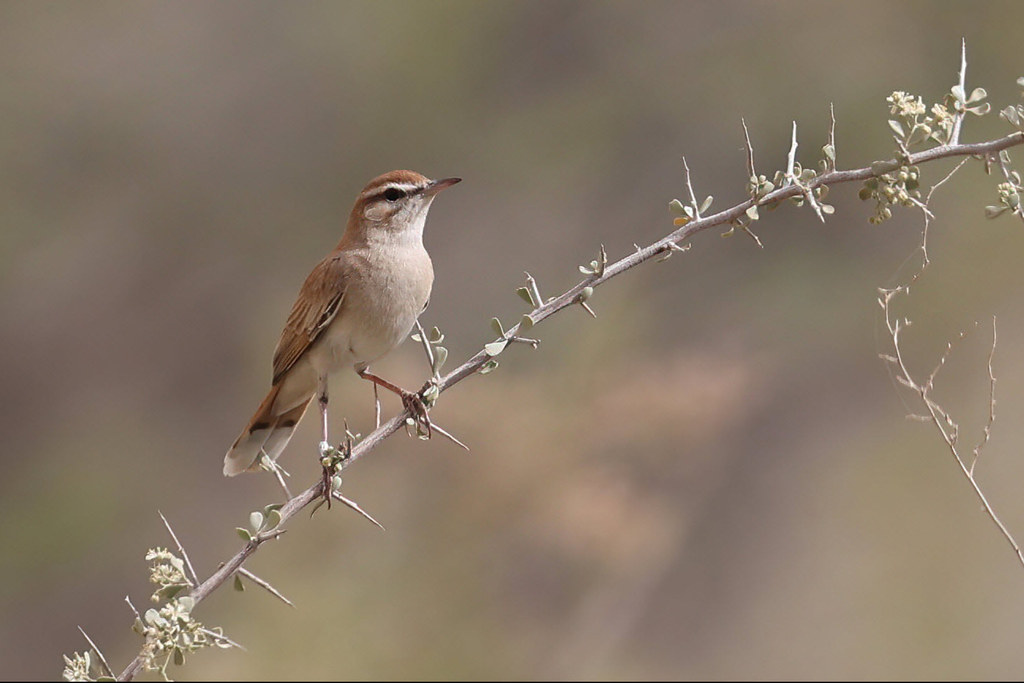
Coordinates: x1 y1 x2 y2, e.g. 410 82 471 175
401 390 432 438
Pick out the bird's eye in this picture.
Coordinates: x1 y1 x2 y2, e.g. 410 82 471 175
383 187 405 202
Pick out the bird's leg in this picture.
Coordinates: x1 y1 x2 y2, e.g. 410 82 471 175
373 382 381 429
316 373 334 509
356 364 432 437
317 374 331 455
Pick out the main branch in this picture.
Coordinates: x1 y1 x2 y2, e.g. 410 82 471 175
117 129 1023 681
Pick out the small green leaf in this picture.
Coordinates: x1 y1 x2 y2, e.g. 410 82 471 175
888 119 905 137
478 359 499 375
265 509 282 531
177 596 195 612
519 314 534 332
822 144 835 161
700 195 714 213
490 317 504 336
233 574 245 592
249 512 264 533
516 287 536 306
173 648 184 666
236 527 253 542
429 326 444 343
579 286 594 301
410 333 422 342
668 198 687 215
433 345 448 371
745 205 759 220
157 584 186 601
484 340 508 357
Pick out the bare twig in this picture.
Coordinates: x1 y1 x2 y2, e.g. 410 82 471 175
970 316 998 476
880 156 1023 571
884 296 1021 569
826 103 837 171
413 320 435 372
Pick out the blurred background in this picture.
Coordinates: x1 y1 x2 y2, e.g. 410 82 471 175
3 1 1024 679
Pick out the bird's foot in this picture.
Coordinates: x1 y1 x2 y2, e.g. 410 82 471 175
401 389 433 438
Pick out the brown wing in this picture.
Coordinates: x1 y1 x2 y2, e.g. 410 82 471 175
271 252 349 384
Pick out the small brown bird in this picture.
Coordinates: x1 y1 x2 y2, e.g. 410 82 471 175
224 170 460 476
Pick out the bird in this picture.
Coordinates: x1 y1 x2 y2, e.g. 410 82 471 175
223 170 460 476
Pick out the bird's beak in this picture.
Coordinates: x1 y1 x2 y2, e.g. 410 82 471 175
423 177 462 196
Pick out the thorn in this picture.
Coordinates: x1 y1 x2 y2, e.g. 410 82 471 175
331 491 386 530
741 118 756 177
77 627 114 678
786 121 798 182
236 567 295 608
682 157 702 219
198 626 247 652
267 458 292 499
430 420 471 451
158 511 200 586
125 595 142 621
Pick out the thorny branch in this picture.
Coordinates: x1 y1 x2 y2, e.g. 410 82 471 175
111 123 1024 680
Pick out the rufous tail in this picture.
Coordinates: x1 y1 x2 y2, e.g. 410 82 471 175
223 384 312 476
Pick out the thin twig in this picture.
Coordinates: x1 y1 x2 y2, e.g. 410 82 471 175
266 456 292 499
413 320 435 372
826 103 837 171
158 511 200 587
970 316 998 475
880 155 1023 572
